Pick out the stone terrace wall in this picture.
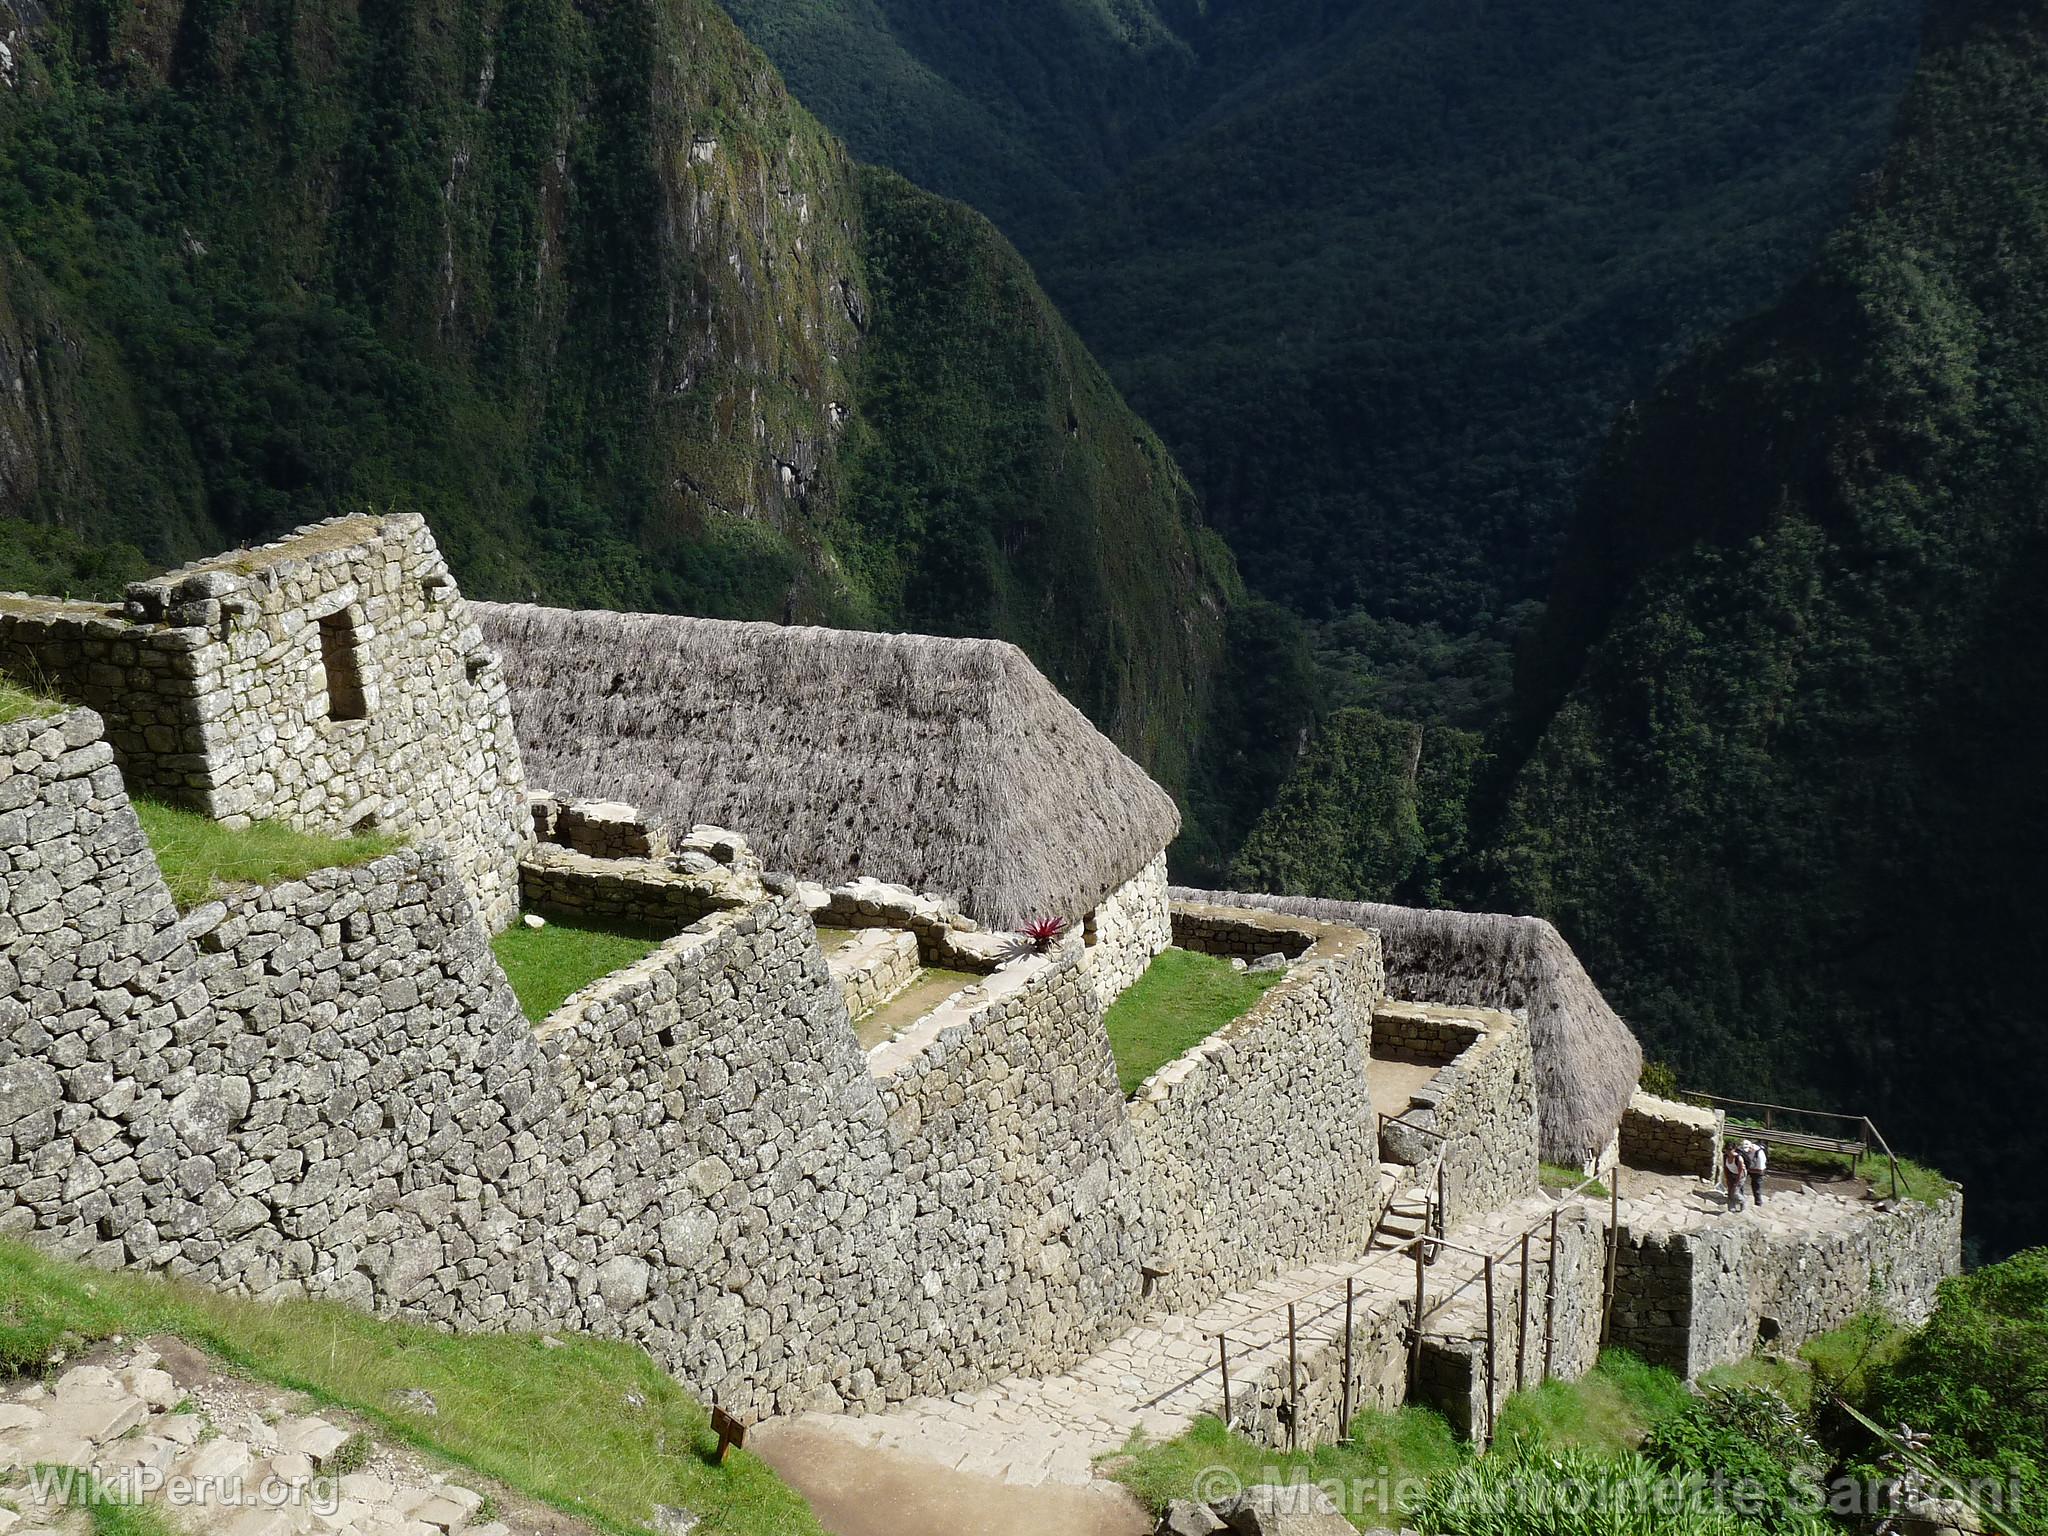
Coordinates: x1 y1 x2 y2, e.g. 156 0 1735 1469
1610 1192 1963 1378
1081 854 1171 1005
0 515 528 929
1169 902 1317 961
1133 906 1389 1311
1378 1003 1540 1227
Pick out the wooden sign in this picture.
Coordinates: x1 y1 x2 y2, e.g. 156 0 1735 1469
710 1405 747 1463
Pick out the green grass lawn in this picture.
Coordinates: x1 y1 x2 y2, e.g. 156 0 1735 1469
0 1238 823 1536
491 915 669 1023
132 798 404 909
1540 1162 1609 1198
1492 1349 1695 1454
0 678 60 726
1110 1406 1468 1529
1104 948 1284 1096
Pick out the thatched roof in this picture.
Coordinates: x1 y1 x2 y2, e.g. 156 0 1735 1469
1176 887 1642 1164
476 603 1179 929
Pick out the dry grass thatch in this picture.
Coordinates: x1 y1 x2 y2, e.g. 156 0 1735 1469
1176 887 1643 1164
477 604 1179 930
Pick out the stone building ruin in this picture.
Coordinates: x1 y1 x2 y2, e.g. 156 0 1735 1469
0 514 1960 1458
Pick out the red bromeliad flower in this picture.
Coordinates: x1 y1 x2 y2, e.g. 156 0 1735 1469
1021 916 1068 952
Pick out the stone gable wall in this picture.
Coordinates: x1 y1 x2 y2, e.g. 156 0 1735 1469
1131 912 1390 1312
1081 854 1171 1005
0 516 527 929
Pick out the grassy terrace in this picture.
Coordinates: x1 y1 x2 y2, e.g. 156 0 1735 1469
491 916 670 1024
0 1239 822 1536
133 798 403 909
0 679 60 726
1103 948 1284 1097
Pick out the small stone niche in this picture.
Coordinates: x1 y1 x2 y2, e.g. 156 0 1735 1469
318 609 369 721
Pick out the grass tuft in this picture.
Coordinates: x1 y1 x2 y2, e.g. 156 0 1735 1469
0 1238 822 1536
490 915 669 1023
1103 948 1284 1096
0 679 61 726
132 799 403 910
1540 1162 1608 1198
1111 1407 1467 1528
1493 1349 1695 1455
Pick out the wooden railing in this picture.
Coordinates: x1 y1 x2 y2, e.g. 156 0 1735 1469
1687 1091 1901 1200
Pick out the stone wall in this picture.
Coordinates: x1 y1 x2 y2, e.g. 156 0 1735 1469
1168 902 1317 961
1411 1203 1607 1441
828 928 920 1019
0 515 528 929
874 948 1150 1396
803 877 1012 970
0 705 550 1313
1131 909 1390 1312
1609 1192 1964 1378
1377 1003 1541 1227
1233 1290 1410 1451
519 846 757 931
1080 854 1171 1005
1620 1092 1723 1179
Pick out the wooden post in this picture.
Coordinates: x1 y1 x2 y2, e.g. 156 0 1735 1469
1340 1277 1355 1440
1483 1254 1498 1443
1517 1230 1531 1393
1543 1208 1559 1383
1287 1302 1299 1450
1410 1237 1425 1386
1219 1334 1232 1428
1601 1180 1620 1349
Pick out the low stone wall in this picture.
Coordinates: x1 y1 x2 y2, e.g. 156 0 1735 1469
1133 907 1389 1311
1609 1191 1964 1378
1378 1003 1541 1227
1372 1001 1485 1064
828 928 920 1019
1234 1291 1410 1451
1621 1092 1722 1179
518 846 756 930
804 877 1012 971
1168 901 1317 961
1411 1203 1608 1441
551 799 667 860
1081 855 1171 1005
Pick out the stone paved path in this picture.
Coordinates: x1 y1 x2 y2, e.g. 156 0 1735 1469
0 1341 550 1536
774 1186 1576 1489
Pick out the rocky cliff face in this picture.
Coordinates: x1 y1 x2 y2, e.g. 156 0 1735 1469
0 0 1230 794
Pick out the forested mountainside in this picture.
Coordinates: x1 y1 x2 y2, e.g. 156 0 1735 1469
0 0 1234 798
1481 0 2048 1252
726 0 1924 716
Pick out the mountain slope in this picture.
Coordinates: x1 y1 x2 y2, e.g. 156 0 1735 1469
1488 0 2048 1251
0 0 1231 795
725 0 1924 662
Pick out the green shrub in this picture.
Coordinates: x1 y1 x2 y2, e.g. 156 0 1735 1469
1859 1249 2047 1532
1641 1387 1828 1535
1413 1445 1832 1536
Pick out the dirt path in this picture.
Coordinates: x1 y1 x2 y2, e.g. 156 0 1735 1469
751 1418 1151 1536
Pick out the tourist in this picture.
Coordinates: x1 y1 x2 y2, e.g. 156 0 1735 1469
1722 1143 1747 1210
1741 1139 1768 1206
